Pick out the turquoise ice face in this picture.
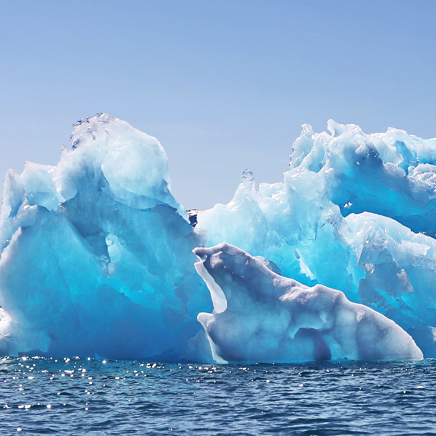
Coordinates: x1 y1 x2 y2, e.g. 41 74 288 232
0 114 212 361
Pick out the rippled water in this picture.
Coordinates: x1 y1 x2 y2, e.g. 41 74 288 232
1 357 436 435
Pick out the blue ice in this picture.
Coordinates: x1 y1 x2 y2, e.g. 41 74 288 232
1 115 434 362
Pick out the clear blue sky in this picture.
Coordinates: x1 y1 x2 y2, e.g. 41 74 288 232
1 0 436 210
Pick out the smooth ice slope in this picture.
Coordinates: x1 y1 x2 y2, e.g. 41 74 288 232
197 121 436 357
0 114 212 360
194 243 423 363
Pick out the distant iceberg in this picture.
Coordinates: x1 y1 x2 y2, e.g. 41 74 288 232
0 114 434 362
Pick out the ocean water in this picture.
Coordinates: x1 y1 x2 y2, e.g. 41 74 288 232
1 357 436 435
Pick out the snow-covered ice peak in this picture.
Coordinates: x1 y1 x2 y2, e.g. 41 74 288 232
327 119 363 137
241 168 254 182
61 112 184 214
70 113 116 148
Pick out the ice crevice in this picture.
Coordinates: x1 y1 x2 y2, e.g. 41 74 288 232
1 113 436 362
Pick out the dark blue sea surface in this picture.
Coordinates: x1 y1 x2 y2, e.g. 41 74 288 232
1 357 436 435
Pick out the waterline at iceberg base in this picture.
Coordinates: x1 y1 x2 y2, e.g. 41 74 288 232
0 114 435 363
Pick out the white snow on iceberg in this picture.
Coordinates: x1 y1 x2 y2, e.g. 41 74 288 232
194 243 423 363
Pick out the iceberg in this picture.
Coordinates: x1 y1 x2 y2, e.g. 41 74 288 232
0 114 430 362
0 114 212 360
197 121 436 357
194 243 423 363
